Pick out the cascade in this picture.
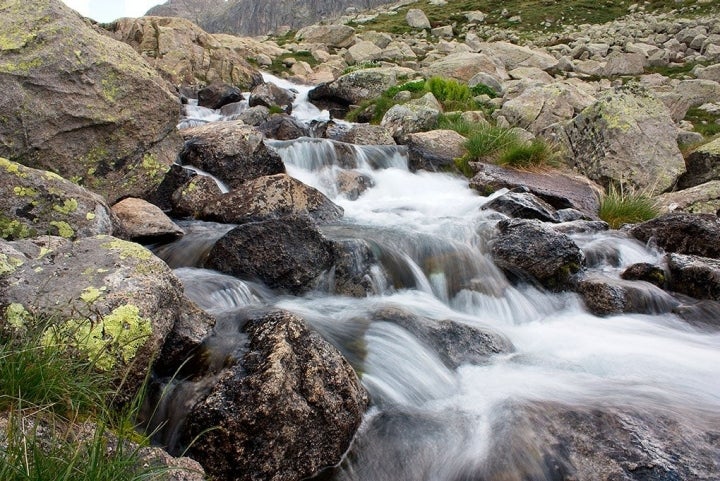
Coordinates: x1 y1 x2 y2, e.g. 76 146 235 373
149 75 720 480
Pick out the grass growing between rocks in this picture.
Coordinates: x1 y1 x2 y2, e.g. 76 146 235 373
269 51 319 76
599 184 659 229
0 317 165 481
685 107 720 138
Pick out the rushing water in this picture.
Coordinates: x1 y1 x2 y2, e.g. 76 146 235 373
153 77 720 479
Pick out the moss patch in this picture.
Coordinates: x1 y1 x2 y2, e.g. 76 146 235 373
53 198 78 215
50 220 75 238
0 216 33 240
80 286 106 304
0 253 25 275
101 238 152 260
4 303 31 330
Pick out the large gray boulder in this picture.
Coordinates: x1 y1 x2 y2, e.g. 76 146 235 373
309 67 418 106
630 212 720 259
422 52 508 84
553 85 685 194
406 129 467 172
406 8 431 29
179 121 285 189
476 41 559 71
200 174 343 225
0 0 183 203
344 41 383 65
249 82 296 114
0 158 118 241
381 94 442 143
184 310 368 481
295 24 356 48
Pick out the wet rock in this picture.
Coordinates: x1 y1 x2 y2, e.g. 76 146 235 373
105 17 262 90
171 175 224 218
482 188 560 222
197 83 244 110
146 164 196 213
469 162 602 218
0 158 118 241
330 239 379 297
179 121 285 189
372 307 514 369
621 263 667 288
200 174 343 225
235 105 271 126
555 84 685 195
183 310 368 481
576 274 677 316
257 114 311 140
672 294 720 330
677 136 720 189
0 0 182 203
249 82 296 114
550 220 610 235
0 235 192 404
295 24 356 48
112 198 184 243
308 67 418 107
206 215 336 294
655 180 720 215
406 130 467 172
630 212 720 258
154 300 216 377
335 170 374 200
490 219 584 291
667 253 720 301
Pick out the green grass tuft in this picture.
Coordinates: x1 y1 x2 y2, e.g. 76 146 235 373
599 184 659 229
496 139 559 169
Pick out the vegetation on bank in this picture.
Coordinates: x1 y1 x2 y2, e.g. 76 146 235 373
599 184 659 229
0 316 169 480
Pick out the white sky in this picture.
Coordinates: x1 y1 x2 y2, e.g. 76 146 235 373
61 0 165 23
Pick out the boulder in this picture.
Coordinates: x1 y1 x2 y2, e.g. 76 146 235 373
697 64 720 83
621 262 667 288
0 158 118 241
335 170 374 200
295 25 356 48
630 213 720 258
476 41 559 71
146 164 197 213
179 121 285 189
0 0 182 203
330 239 380 297
308 67 418 107
381 94 442 142
469 162 602 218
183 310 368 481
0 235 195 403
371 307 514 369
105 16 262 89
171 175 224 218
200 174 343 225
344 41 383 65
602 52 645 76
675 79 720 108
205 215 336 294
490 218 584 290
555 85 685 194
677 137 720 189
406 9 431 30
667 253 720 301
111 198 184 243
257 114 311 140
326 123 396 145
249 82 296 114
406 130 467 172
234 105 271 126
655 180 720 215
500 82 596 134
482 189 560 223
422 52 508 84
576 274 677 316
197 83 244 110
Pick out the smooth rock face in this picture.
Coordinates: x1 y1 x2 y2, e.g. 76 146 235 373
406 129 467 172
179 121 285 189
667 253 720 301
557 85 685 194
206 215 336 294
200 174 344 225
422 52 509 83
490 218 584 290
184 310 368 481
630 213 720 259
111 198 184 242
406 8 431 29
0 158 118 241
0 0 182 203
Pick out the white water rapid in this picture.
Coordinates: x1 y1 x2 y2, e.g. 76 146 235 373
154 76 720 480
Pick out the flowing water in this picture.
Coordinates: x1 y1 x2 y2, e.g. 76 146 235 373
153 77 720 479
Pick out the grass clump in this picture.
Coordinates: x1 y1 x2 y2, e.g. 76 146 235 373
599 184 659 229
685 107 720 138
496 139 559 169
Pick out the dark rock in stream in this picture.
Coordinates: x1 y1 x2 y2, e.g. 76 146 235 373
621 262 667 288
171 175 224 218
667 252 720 301
257 114 311 140
576 274 678 316
206 215 336 294
490 219 584 291
183 309 368 481
197 83 244 110
146 164 196 213
249 82 296 114
630 213 720 259
482 188 560 222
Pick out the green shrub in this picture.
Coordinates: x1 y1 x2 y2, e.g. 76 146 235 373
599 184 659 229
470 83 497 98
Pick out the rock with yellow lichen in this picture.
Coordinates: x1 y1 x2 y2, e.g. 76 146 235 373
0 234 214 404
0 0 182 204
0 157 119 241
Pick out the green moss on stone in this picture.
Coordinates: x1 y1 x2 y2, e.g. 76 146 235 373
140 153 169 182
80 286 106 304
13 186 38 197
101 238 152 260
50 221 74 238
0 216 33 240
4 303 31 330
0 253 24 275
53 198 78 215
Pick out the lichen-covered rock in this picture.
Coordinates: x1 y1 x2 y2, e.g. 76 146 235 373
381 94 442 143
200 174 343 225
0 235 195 403
0 158 118 241
490 218 584 290
205 215 336 294
105 16 262 89
111 197 184 243
555 85 685 194
476 41 559 71
406 129 467 172
179 121 285 189
576 274 677 316
630 212 720 259
0 0 182 203
667 252 720 301
295 24 356 48
677 136 720 189
183 310 368 481
249 82 296 114
655 180 720 215
308 67 419 107
171 175 224 218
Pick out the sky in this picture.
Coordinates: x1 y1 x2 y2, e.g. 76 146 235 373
61 0 165 23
